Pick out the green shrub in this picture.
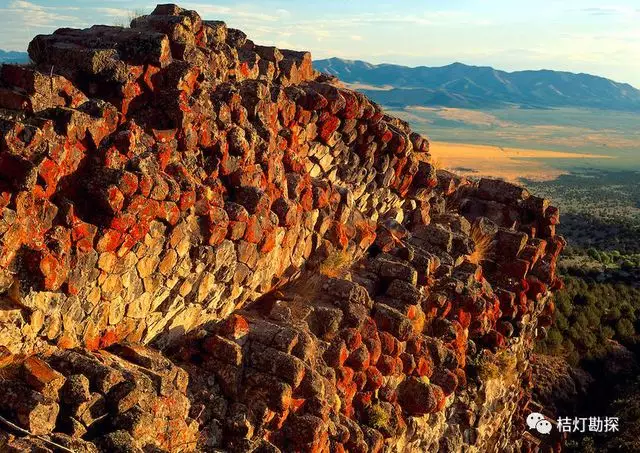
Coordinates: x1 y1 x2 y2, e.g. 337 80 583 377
538 275 640 364
616 318 635 338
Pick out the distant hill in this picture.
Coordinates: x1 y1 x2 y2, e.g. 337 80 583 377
315 58 640 111
0 50 28 64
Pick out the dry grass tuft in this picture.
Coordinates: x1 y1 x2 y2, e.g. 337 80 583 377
468 225 495 264
429 156 444 171
113 9 147 28
496 350 518 386
477 355 500 381
318 250 352 278
495 350 517 374
477 350 518 384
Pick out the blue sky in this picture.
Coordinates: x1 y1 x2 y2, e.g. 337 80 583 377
1 0 639 87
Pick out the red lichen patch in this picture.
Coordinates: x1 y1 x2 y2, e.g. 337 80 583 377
218 314 250 340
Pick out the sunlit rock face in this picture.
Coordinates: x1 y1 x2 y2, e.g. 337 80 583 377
0 4 563 452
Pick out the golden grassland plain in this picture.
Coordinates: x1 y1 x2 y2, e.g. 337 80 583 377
429 141 613 182
385 106 639 181
403 106 640 151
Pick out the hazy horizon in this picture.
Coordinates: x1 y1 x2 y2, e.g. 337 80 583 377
0 0 639 87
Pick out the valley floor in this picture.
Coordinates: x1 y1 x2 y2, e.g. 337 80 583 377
429 141 612 182
390 105 640 179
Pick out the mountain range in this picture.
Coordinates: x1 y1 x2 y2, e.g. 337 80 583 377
0 49 29 64
315 58 640 111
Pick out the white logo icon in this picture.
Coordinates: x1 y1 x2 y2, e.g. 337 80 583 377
527 412 552 434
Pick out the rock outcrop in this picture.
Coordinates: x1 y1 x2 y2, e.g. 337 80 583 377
0 4 564 452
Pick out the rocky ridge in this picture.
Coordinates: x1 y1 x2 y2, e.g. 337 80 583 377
0 4 563 452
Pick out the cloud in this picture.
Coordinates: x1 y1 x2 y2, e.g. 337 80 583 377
10 0 78 11
275 9 291 17
1 1 78 28
560 29 640 42
0 0 86 49
573 5 640 17
0 1 140 50
580 6 629 15
93 7 132 17
283 11 492 28
180 2 282 22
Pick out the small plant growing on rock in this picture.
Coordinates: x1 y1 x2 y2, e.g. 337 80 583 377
496 350 518 385
468 224 496 264
113 9 147 28
495 350 517 373
477 354 500 381
434 160 446 174
477 350 518 383
319 250 352 278
365 403 392 431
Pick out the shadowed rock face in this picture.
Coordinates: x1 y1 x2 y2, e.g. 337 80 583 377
0 4 563 453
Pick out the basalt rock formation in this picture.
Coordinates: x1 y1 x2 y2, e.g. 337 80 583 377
0 4 564 452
